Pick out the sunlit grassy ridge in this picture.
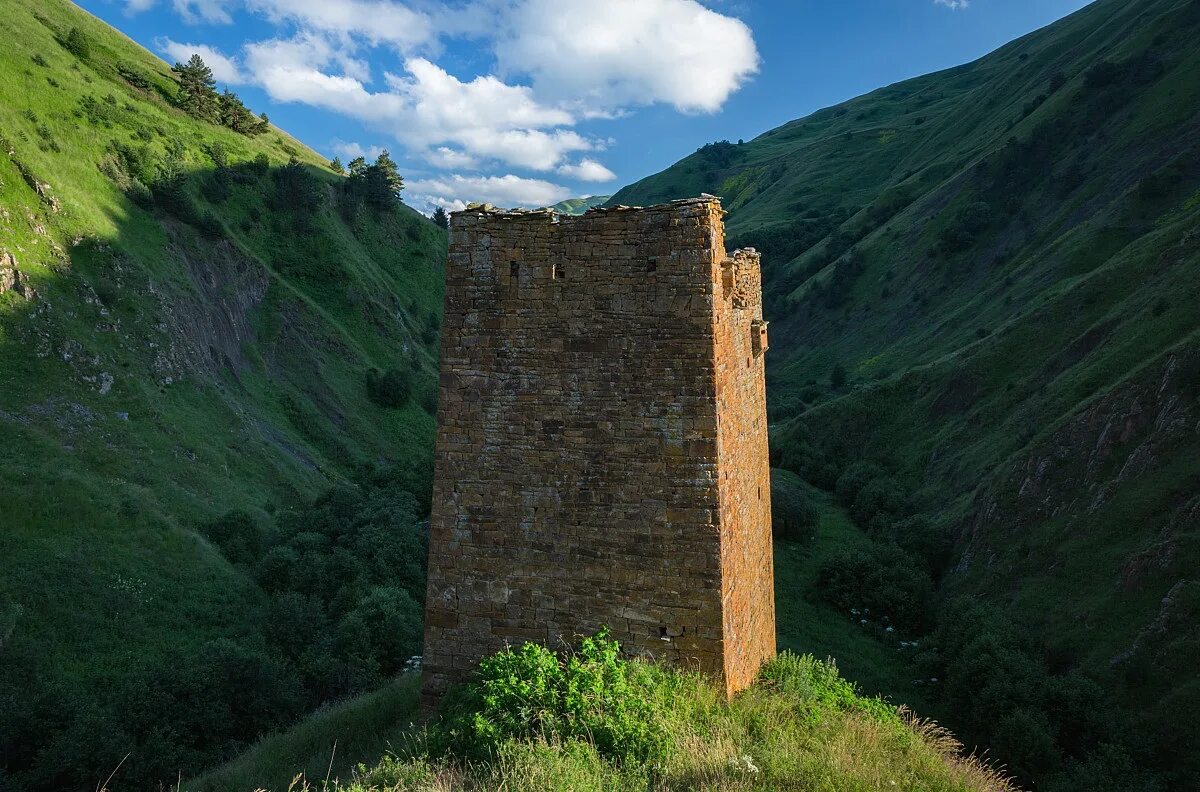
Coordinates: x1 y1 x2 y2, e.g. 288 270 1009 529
0 0 443 787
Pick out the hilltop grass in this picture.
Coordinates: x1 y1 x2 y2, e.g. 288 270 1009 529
192 644 1013 792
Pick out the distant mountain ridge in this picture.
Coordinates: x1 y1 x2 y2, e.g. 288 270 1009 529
550 194 611 214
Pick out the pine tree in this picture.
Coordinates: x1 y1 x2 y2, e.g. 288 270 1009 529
432 206 449 229
329 157 345 175
374 150 404 195
347 157 368 179
173 54 218 121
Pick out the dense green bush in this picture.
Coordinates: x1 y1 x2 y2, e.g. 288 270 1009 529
849 474 907 530
771 471 819 542
433 630 668 764
815 543 933 633
366 366 413 408
60 27 90 60
834 460 883 505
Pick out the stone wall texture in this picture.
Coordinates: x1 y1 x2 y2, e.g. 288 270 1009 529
422 197 774 702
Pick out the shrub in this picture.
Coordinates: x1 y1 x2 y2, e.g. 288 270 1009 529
771 471 819 542
199 510 265 565
273 158 325 213
251 152 270 177
61 28 90 60
367 366 413 408
432 630 668 764
849 475 906 528
834 460 883 505
815 543 933 633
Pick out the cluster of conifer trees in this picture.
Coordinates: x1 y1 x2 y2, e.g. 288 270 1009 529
171 53 269 136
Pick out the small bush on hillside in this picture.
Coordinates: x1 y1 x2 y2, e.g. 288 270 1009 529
31 53 49 68
250 152 270 178
433 630 668 764
117 64 151 91
60 28 91 60
199 510 265 565
273 158 325 214
834 460 884 505
816 543 933 633
771 472 819 542
850 475 907 529
366 366 413 408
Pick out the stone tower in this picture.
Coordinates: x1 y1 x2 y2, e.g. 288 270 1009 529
421 197 774 702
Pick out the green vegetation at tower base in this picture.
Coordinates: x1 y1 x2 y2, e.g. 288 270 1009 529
198 635 1014 792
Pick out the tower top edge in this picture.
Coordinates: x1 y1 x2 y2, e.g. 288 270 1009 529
449 195 725 222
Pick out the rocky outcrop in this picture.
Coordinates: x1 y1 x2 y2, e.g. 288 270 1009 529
962 347 1200 550
0 251 32 299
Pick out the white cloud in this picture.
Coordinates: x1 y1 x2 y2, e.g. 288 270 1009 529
156 37 245 83
407 173 572 209
140 0 758 179
330 140 384 161
125 0 157 13
173 0 234 24
934 0 969 9
556 158 616 182
489 0 760 114
242 37 591 170
247 0 436 52
427 147 482 170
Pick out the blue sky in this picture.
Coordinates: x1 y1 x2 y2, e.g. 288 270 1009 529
77 0 1094 212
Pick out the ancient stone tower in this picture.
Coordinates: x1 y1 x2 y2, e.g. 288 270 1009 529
421 197 774 702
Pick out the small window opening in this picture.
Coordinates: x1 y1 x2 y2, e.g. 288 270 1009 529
647 259 657 273
758 486 762 500
747 357 752 368
553 262 564 280
509 261 519 279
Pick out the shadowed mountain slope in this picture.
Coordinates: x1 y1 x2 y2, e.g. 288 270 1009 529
0 0 443 788
612 0 1200 787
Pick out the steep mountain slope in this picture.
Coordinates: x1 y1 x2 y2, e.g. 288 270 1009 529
0 1 444 788
611 0 1200 787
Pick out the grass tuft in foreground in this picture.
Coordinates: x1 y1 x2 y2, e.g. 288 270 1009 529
212 633 1016 792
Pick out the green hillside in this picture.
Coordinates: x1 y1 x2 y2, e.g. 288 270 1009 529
549 195 611 215
0 0 443 789
611 0 1200 788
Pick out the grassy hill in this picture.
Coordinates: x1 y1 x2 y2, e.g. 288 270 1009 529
0 1 444 789
610 0 1200 787
550 195 611 215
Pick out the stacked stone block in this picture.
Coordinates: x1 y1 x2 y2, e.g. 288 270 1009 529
422 197 774 702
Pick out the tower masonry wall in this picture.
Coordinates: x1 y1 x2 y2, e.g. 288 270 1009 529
422 197 774 701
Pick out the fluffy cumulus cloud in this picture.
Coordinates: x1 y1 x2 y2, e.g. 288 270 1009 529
330 139 384 161
407 174 572 210
132 0 761 204
156 37 245 82
247 0 436 52
556 158 616 182
489 0 759 114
